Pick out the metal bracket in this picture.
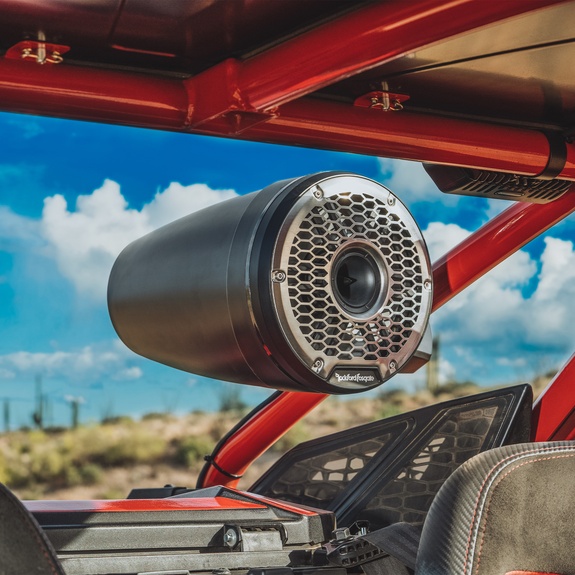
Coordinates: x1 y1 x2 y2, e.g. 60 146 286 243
354 91 410 112
6 41 70 65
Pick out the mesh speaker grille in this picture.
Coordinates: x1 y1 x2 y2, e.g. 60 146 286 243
271 175 432 385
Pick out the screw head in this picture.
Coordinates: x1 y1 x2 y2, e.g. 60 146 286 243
312 186 324 200
424 279 432 290
223 528 238 548
271 270 286 283
312 359 324 373
387 196 396 206
389 360 397 371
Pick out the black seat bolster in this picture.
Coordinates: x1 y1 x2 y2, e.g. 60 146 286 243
0 482 65 575
416 442 575 575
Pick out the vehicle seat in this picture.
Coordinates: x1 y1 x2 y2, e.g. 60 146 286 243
0 481 65 575
416 441 575 575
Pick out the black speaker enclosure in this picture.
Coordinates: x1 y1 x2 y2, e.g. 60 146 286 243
108 172 433 394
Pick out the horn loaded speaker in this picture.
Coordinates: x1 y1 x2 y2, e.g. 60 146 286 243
108 173 433 394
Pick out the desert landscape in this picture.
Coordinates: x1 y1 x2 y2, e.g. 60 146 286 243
0 377 551 501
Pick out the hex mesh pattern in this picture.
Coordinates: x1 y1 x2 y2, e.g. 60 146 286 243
261 433 393 509
286 192 424 363
361 404 499 527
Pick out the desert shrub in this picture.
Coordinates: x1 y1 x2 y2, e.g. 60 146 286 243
78 463 104 485
0 451 7 484
101 415 134 426
218 385 247 413
142 412 174 422
1 422 169 491
377 404 404 419
433 380 479 398
95 429 168 466
270 423 309 453
173 436 213 467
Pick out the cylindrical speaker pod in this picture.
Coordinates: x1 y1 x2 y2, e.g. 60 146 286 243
108 173 433 394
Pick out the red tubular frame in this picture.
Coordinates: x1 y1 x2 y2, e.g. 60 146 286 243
432 190 575 310
0 2 571 180
195 0 562 113
200 189 575 488
255 100 575 178
532 353 575 441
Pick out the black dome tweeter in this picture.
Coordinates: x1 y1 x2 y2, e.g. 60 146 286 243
108 173 433 394
332 246 386 317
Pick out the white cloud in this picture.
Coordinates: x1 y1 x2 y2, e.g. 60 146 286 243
423 221 471 261
485 198 513 220
6 118 44 139
40 179 237 301
0 342 142 384
142 182 236 229
113 366 143 381
378 158 457 206
432 234 575 382
0 206 42 244
0 368 15 379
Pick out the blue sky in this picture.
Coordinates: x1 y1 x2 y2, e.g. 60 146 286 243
1 111 574 428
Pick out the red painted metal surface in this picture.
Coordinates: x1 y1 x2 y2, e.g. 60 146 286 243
201 392 325 488
532 352 575 441
202 190 575 488
0 3 571 180
1 55 571 178
0 59 187 129
433 188 575 310
25 490 318 516
257 99 575 178
191 0 563 115
24 497 266 513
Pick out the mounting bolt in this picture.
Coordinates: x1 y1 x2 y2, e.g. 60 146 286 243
312 359 324 373
223 527 238 549
389 360 397 371
333 527 351 541
271 270 286 283
387 196 396 206
423 279 432 290
313 186 324 200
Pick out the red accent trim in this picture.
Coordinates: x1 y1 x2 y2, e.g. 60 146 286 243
506 571 563 575
532 353 575 441
202 191 575 488
24 497 266 513
246 493 317 516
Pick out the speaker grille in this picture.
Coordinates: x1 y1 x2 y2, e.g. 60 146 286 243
271 175 432 385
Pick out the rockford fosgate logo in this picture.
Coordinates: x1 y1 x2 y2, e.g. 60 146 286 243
335 372 376 383
330 368 381 386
